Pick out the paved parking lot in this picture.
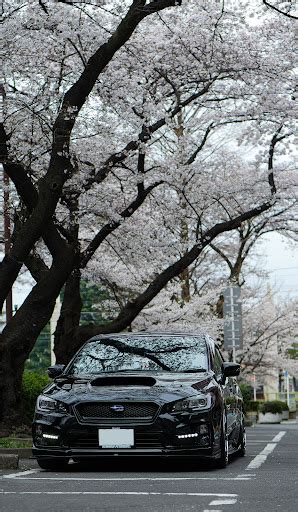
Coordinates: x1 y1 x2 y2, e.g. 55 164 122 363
1 423 297 512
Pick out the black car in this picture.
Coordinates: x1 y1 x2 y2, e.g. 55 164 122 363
32 332 246 470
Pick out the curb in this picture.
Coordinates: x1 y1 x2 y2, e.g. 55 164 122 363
0 453 19 469
0 448 32 459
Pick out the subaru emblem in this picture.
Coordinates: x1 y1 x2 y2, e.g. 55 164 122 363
110 405 125 412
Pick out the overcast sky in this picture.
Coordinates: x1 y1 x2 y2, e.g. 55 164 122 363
258 232 298 299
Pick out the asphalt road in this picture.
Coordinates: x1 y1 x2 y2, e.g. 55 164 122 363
0 423 297 512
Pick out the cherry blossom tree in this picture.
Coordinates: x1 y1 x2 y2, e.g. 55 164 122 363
0 0 296 425
0 0 186 426
262 0 298 19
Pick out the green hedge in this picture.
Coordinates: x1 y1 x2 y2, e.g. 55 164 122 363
279 401 289 411
22 370 50 422
239 382 253 412
246 400 261 412
260 400 285 415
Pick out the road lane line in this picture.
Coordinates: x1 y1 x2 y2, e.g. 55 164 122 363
0 491 238 497
2 469 39 479
245 442 277 470
209 499 237 505
272 431 286 442
2 475 250 481
246 431 286 471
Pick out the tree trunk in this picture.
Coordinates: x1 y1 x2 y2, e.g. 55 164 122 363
0 351 25 429
54 270 83 365
0 252 75 427
0 294 56 427
180 268 190 303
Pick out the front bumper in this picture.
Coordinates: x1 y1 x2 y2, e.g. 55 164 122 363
32 409 221 460
32 447 214 460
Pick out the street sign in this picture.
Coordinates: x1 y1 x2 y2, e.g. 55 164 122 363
223 286 243 352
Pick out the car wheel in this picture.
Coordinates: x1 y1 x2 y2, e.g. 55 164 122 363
237 424 246 457
36 457 69 471
215 414 229 469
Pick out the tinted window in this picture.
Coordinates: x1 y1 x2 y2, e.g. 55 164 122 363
213 348 223 377
68 335 208 375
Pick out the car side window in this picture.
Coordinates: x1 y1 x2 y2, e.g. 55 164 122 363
213 348 223 378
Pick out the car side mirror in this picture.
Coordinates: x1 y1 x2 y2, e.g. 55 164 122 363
222 362 240 378
48 364 65 379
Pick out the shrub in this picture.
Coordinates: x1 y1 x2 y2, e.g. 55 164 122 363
22 370 50 423
246 400 260 412
260 400 284 415
280 401 289 411
239 382 253 411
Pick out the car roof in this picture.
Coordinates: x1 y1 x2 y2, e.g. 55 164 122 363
92 332 206 338
88 332 217 349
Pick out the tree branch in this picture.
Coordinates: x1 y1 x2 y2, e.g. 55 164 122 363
80 180 163 268
83 82 216 190
77 197 274 341
263 1 298 19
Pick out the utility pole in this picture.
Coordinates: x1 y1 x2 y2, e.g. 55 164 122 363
253 373 257 401
223 285 243 362
284 370 290 409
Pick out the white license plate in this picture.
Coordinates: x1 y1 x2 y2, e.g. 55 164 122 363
98 428 134 448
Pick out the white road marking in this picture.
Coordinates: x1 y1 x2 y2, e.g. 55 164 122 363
2 475 249 481
245 431 286 470
209 499 237 505
203 510 222 512
0 491 238 497
246 442 277 470
2 469 39 479
272 431 286 442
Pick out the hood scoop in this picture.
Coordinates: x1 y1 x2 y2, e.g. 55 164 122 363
91 376 156 387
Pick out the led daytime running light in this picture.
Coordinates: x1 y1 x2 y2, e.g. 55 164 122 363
177 433 199 439
42 433 59 440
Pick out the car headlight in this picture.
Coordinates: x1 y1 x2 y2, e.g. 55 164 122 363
172 394 213 413
36 395 68 414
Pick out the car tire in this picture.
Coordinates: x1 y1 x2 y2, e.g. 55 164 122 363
215 414 229 469
237 424 246 457
36 457 69 470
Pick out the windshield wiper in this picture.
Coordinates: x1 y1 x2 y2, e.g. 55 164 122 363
177 368 207 373
97 369 149 373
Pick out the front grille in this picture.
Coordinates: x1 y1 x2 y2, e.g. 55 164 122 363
75 402 159 424
68 429 164 449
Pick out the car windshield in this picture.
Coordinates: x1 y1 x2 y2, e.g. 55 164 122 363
68 335 208 376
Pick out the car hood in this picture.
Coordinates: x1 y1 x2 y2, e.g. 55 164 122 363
43 371 217 406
